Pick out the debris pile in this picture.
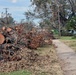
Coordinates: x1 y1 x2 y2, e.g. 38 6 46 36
0 25 53 62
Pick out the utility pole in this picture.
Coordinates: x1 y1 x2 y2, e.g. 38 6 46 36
4 8 9 24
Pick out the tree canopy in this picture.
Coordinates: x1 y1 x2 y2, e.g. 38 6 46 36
25 0 76 31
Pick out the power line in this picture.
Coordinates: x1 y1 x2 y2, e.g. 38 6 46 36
4 8 8 17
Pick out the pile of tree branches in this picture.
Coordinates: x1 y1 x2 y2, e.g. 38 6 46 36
0 25 53 62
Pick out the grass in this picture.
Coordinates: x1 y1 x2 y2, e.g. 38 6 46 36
37 45 55 56
0 70 31 75
60 36 76 40
60 36 76 51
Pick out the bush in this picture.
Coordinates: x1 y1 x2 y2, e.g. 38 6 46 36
66 16 76 30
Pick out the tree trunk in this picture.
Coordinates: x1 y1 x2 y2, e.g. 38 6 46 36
0 33 5 44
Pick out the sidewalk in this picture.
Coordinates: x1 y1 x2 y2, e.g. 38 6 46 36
53 40 76 75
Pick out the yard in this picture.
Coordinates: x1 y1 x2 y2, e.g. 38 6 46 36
60 36 76 51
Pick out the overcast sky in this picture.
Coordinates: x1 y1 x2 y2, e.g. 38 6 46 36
0 0 33 22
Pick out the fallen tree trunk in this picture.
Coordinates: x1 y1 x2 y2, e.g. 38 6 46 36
0 33 5 44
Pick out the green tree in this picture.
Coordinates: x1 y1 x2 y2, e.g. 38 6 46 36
66 16 76 30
